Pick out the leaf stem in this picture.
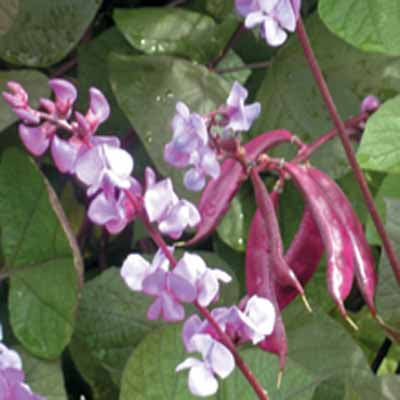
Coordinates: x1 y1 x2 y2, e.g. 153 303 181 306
143 218 269 400
371 338 392 374
296 17 400 286
208 23 245 70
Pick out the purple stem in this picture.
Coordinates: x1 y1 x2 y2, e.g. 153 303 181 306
142 217 269 400
296 17 400 286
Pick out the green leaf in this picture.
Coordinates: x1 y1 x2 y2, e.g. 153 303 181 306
120 324 316 400
250 16 400 179
0 0 101 67
379 374 400 400
319 0 400 56
113 8 237 64
109 54 230 200
70 268 161 391
0 148 83 358
375 198 400 331
0 70 49 132
19 347 68 400
358 96 400 173
0 0 19 35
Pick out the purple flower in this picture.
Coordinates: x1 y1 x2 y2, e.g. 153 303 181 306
85 88 110 134
237 0 301 47
144 175 200 239
75 143 134 196
2 81 28 109
176 334 235 397
48 79 77 118
173 253 231 307
19 122 55 157
184 147 221 192
120 248 197 322
223 81 261 132
88 176 142 234
361 95 380 113
0 344 22 371
164 102 208 168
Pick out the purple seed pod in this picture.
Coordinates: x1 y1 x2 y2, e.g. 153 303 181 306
284 163 356 327
250 169 310 306
187 130 294 246
246 195 288 372
308 167 377 317
278 208 324 309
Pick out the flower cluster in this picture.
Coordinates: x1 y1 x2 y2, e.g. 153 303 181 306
236 0 301 46
176 295 275 396
121 249 231 322
164 81 260 191
0 327 45 399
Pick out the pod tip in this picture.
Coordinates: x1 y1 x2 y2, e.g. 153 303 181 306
301 294 313 313
345 315 359 331
174 241 186 247
276 369 284 389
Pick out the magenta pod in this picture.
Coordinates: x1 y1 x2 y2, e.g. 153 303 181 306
308 167 377 317
284 163 356 325
278 208 324 309
249 169 309 304
187 130 294 246
246 195 288 372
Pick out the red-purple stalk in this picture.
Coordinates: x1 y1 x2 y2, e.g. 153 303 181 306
296 17 400 286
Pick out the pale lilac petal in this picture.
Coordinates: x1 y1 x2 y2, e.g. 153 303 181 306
164 141 191 168
39 98 56 114
161 292 185 321
200 150 220 180
245 11 266 28
89 87 110 123
105 215 128 235
181 200 201 227
188 364 219 397
190 114 208 146
263 16 288 46
88 192 118 225
152 247 173 272
14 108 40 124
51 136 79 173
142 269 167 296
175 101 190 120
0 344 22 370
103 145 134 179
191 334 214 359
91 135 121 148
259 0 281 12
145 167 156 188
290 0 301 19
168 273 197 303
235 0 259 17
158 201 189 239
144 178 177 222
147 297 162 320
74 111 92 136
121 254 151 291
212 269 232 283
244 295 275 336
227 81 248 108
182 315 203 352
274 0 296 31
48 79 77 105
197 270 219 307
209 341 235 379
184 168 206 192
243 103 261 128
176 357 202 372
19 124 50 156
75 145 103 187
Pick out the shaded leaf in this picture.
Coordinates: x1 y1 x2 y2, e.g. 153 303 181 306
0 148 82 358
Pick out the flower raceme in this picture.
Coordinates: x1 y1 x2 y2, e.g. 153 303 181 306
236 0 301 46
120 249 232 321
164 81 260 192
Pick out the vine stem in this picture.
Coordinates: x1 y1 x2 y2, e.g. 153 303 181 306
296 17 400 285
142 218 269 400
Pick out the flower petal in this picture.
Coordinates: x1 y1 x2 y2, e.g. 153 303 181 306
51 136 79 173
142 269 167 296
184 168 206 192
147 297 162 320
89 87 110 123
188 364 219 397
161 292 185 322
19 124 50 156
209 341 235 379
176 357 202 372
121 254 152 291
168 273 197 303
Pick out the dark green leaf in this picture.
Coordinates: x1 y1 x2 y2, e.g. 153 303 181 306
0 148 83 358
0 0 19 35
319 0 400 56
0 0 101 67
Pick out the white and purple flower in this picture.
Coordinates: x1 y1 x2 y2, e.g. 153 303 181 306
236 0 301 47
